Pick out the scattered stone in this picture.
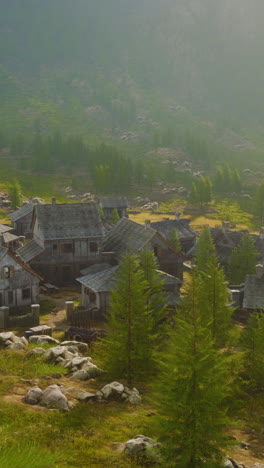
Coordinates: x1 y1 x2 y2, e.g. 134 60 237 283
77 392 97 402
60 340 88 354
124 435 161 463
29 335 60 345
0 332 28 350
26 347 47 357
23 385 43 405
40 384 71 411
95 382 141 405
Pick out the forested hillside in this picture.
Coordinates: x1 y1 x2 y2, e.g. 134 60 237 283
2 0 264 140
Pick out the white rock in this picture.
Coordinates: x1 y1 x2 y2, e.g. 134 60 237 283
60 341 88 354
24 386 43 405
40 384 70 411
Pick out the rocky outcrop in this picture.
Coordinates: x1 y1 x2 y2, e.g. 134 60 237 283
96 382 141 405
24 384 71 411
124 435 161 463
0 332 28 350
29 335 60 345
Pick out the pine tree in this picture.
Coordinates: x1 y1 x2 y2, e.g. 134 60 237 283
155 273 232 467
9 180 22 208
254 182 264 224
228 234 258 284
195 227 216 273
98 203 105 219
199 255 234 347
242 312 264 391
100 252 155 385
140 250 168 335
188 182 198 204
111 208 120 224
169 227 182 251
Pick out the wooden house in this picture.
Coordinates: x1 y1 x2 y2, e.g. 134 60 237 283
9 203 34 238
0 246 42 310
150 215 197 253
102 217 185 279
77 263 181 315
16 201 106 285
99 197 128 221
242 264 264 311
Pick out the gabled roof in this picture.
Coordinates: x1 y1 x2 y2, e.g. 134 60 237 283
9 203 34 222
80 263 113 276
32 202 105 240
77 265 181 293
16 240 44 263
243 274 264 309
102 218 156 257
2 232 19 244
100 197 128 209
0 246 43 281
77 265 119 292
149 218 197 240
0 224 13 234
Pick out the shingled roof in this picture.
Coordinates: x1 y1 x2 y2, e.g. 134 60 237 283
16 240 44 263
33 202 105 240
0 224 13 234
149 218 197 240
100 197 128 209
102 218 156 257
9 203 34 222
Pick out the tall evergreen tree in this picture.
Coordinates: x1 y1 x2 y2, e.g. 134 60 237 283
9 180 22 208
155 273 232 467
169 227 182 251
140 250 168 335
254 182 264 223
195 227 216 273
101 252 155 385
242 312 264 392
111 208 120 224
228 234 258 284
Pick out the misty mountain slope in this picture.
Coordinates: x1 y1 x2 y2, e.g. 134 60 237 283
1 0 264 137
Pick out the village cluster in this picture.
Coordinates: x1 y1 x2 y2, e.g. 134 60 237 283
0 196 264 330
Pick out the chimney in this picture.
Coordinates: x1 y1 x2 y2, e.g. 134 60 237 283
175 211 181 220
51 197 56 205
144 219 151 229
222 221 230 232
260 227 264 240
256 264 264 279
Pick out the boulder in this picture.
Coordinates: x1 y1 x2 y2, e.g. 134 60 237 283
124 435 161 463
0 332 28 349
40 384 70 411
26 347 47 357
23 385 43 405
95 382 141 404
60 341 88 354
8 342 26 351
29 335 60 345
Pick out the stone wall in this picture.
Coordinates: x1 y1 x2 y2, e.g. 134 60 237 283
0 304 40 329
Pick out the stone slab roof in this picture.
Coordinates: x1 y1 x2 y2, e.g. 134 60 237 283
9 203 34 222
77 265 181 293
243 274 264 309
149 219 197 240
102 218 156 257
0 224 13 234
80 263 113 276
100 197 128 209
2 232 19 244
16 240 44 263
33 202 105 240
77 265 119 292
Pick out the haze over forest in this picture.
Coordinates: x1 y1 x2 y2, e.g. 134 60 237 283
2 0 264 141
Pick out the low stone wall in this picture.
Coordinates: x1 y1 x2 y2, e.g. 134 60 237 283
0 305 40 330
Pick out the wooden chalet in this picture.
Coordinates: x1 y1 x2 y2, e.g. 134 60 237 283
99 197 128 221
150 215 197 253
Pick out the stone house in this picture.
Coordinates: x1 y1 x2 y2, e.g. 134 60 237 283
77 263 182 315
9 203 34 238
0 224 22 251
102 217 185 279
242 264 264 311
99 197 128 221
16 200 106 285
149 215 197 253
0 246 42 310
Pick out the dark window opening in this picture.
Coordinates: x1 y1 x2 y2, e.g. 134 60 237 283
90 242 98 253
8 291 13 303
63 243 73 253
53 244 58 251
153 246 158 256
89 291 96 302
22 288 31 300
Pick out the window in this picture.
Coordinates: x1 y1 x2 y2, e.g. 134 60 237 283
63 243 73 253
8 291 13 304
22 288 31 300
90 242 98 253
53 244 58 251
2 266 14 279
